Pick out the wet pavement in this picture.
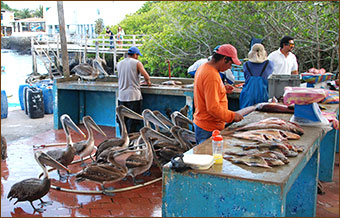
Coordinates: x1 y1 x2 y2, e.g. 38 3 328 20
1 109 339 217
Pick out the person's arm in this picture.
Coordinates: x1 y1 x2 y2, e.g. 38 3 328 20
137 61 151 86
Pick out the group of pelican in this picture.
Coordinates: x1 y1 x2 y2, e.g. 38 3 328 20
7 104 195 212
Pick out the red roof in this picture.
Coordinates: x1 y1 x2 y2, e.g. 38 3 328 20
16 17 45 22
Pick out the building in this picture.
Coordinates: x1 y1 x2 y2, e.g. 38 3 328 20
43 2 101 38
1 9 15 36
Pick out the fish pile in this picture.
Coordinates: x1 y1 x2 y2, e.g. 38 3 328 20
223 117 304 168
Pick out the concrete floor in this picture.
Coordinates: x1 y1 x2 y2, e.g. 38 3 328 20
1 109 339 217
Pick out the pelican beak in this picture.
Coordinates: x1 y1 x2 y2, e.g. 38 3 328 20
37 151 71 173
85 116 107 137
171 111 193 126
61 115 86 138
117 105 143 120
142 109 170 131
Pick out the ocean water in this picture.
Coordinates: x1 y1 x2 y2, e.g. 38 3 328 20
1 49 48 110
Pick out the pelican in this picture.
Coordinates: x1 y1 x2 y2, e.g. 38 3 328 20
140 126 182 170
1 134 7 160
124 109 170 184
171 126 196 150
171 111 194 130
7 151 70 213
73 116 107 167
45 114 86 181
76 146 145 195
95 105 144 160
71 59 108 80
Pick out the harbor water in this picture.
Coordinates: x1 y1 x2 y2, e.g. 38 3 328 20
1 49 48 110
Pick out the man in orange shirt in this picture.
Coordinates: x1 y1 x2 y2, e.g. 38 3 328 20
193 44 244 144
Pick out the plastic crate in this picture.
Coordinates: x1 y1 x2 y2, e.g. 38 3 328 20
268 74 300 98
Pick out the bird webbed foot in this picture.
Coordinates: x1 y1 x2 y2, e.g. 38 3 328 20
101 185 116 196
38 199 53 206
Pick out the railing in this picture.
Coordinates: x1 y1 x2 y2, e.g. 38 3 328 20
31 33 148 74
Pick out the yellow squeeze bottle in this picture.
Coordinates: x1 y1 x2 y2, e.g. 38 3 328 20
212 134 223 165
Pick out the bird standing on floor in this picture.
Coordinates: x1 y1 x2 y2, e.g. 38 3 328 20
124 109 170 184
76 146 145 195
7 151 70 213
95 105 144 161
1 134 7 160
73 116 107 167
45 114 86 181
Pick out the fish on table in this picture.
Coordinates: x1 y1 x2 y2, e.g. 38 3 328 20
232 129 300 142
224 155 271 168
235 117 304 136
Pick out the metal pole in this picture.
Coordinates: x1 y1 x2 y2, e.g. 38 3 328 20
31 37 37 74
57 1 70 77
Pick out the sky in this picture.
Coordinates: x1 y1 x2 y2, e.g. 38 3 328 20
3 1 147 25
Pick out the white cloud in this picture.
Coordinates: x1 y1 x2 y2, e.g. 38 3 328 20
3 1 146 25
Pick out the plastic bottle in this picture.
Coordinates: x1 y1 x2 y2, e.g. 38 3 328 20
212 133 223 164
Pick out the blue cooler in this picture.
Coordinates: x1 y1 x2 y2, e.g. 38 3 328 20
41 85 53 114
19 84 31 110
1 90 8 119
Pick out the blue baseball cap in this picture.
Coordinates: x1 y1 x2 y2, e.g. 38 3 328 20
213 45 221 52
128 46 143 56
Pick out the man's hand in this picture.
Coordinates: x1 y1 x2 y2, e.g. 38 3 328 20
225 84 234 94
233 112 243 122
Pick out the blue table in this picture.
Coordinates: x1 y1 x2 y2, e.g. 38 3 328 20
162 112 326 217
319 104 339 182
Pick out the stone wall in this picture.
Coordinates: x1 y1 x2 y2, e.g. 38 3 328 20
1 36 31 55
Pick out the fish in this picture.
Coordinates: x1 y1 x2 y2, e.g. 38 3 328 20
232 129 300 142
161 80 182 86
224 146 259 156
253 150 289 165
236 117 304 136
255 103 294 114
224 155 271 168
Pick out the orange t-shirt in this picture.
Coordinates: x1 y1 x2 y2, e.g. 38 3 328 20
193 63 235 131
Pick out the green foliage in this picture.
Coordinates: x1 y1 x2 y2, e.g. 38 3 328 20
114 1 338 77
32 5 43 18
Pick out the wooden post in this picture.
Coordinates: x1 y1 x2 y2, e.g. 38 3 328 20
57 1 70 77
31 37 37 74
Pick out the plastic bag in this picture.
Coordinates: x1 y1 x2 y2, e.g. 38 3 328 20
283 87 327 105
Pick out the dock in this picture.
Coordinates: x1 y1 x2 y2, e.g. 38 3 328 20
30 34 147 77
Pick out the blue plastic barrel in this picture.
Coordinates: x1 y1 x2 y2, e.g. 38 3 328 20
41 85 53 114
1 90 8 119
19 84 30 110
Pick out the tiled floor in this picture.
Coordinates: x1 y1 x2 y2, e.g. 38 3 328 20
1 124 339 217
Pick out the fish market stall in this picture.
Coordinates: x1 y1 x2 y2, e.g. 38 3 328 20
162 104 338 217
53 76 241 132
53 76 194 131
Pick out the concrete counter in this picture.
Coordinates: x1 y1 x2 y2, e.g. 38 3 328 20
162 106 338 217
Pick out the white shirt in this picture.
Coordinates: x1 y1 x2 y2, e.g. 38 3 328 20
268 49 298 75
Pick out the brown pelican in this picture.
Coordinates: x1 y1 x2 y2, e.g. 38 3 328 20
140 126 183 169
1 134 7 160
71 59 107 80
71 42 108 81
76 146 145 195
124 109 170 184
171 111 194 130
45 114 86 181
73 116 107 167
7 151 70 213
171 126 196 150
95 105 144 160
